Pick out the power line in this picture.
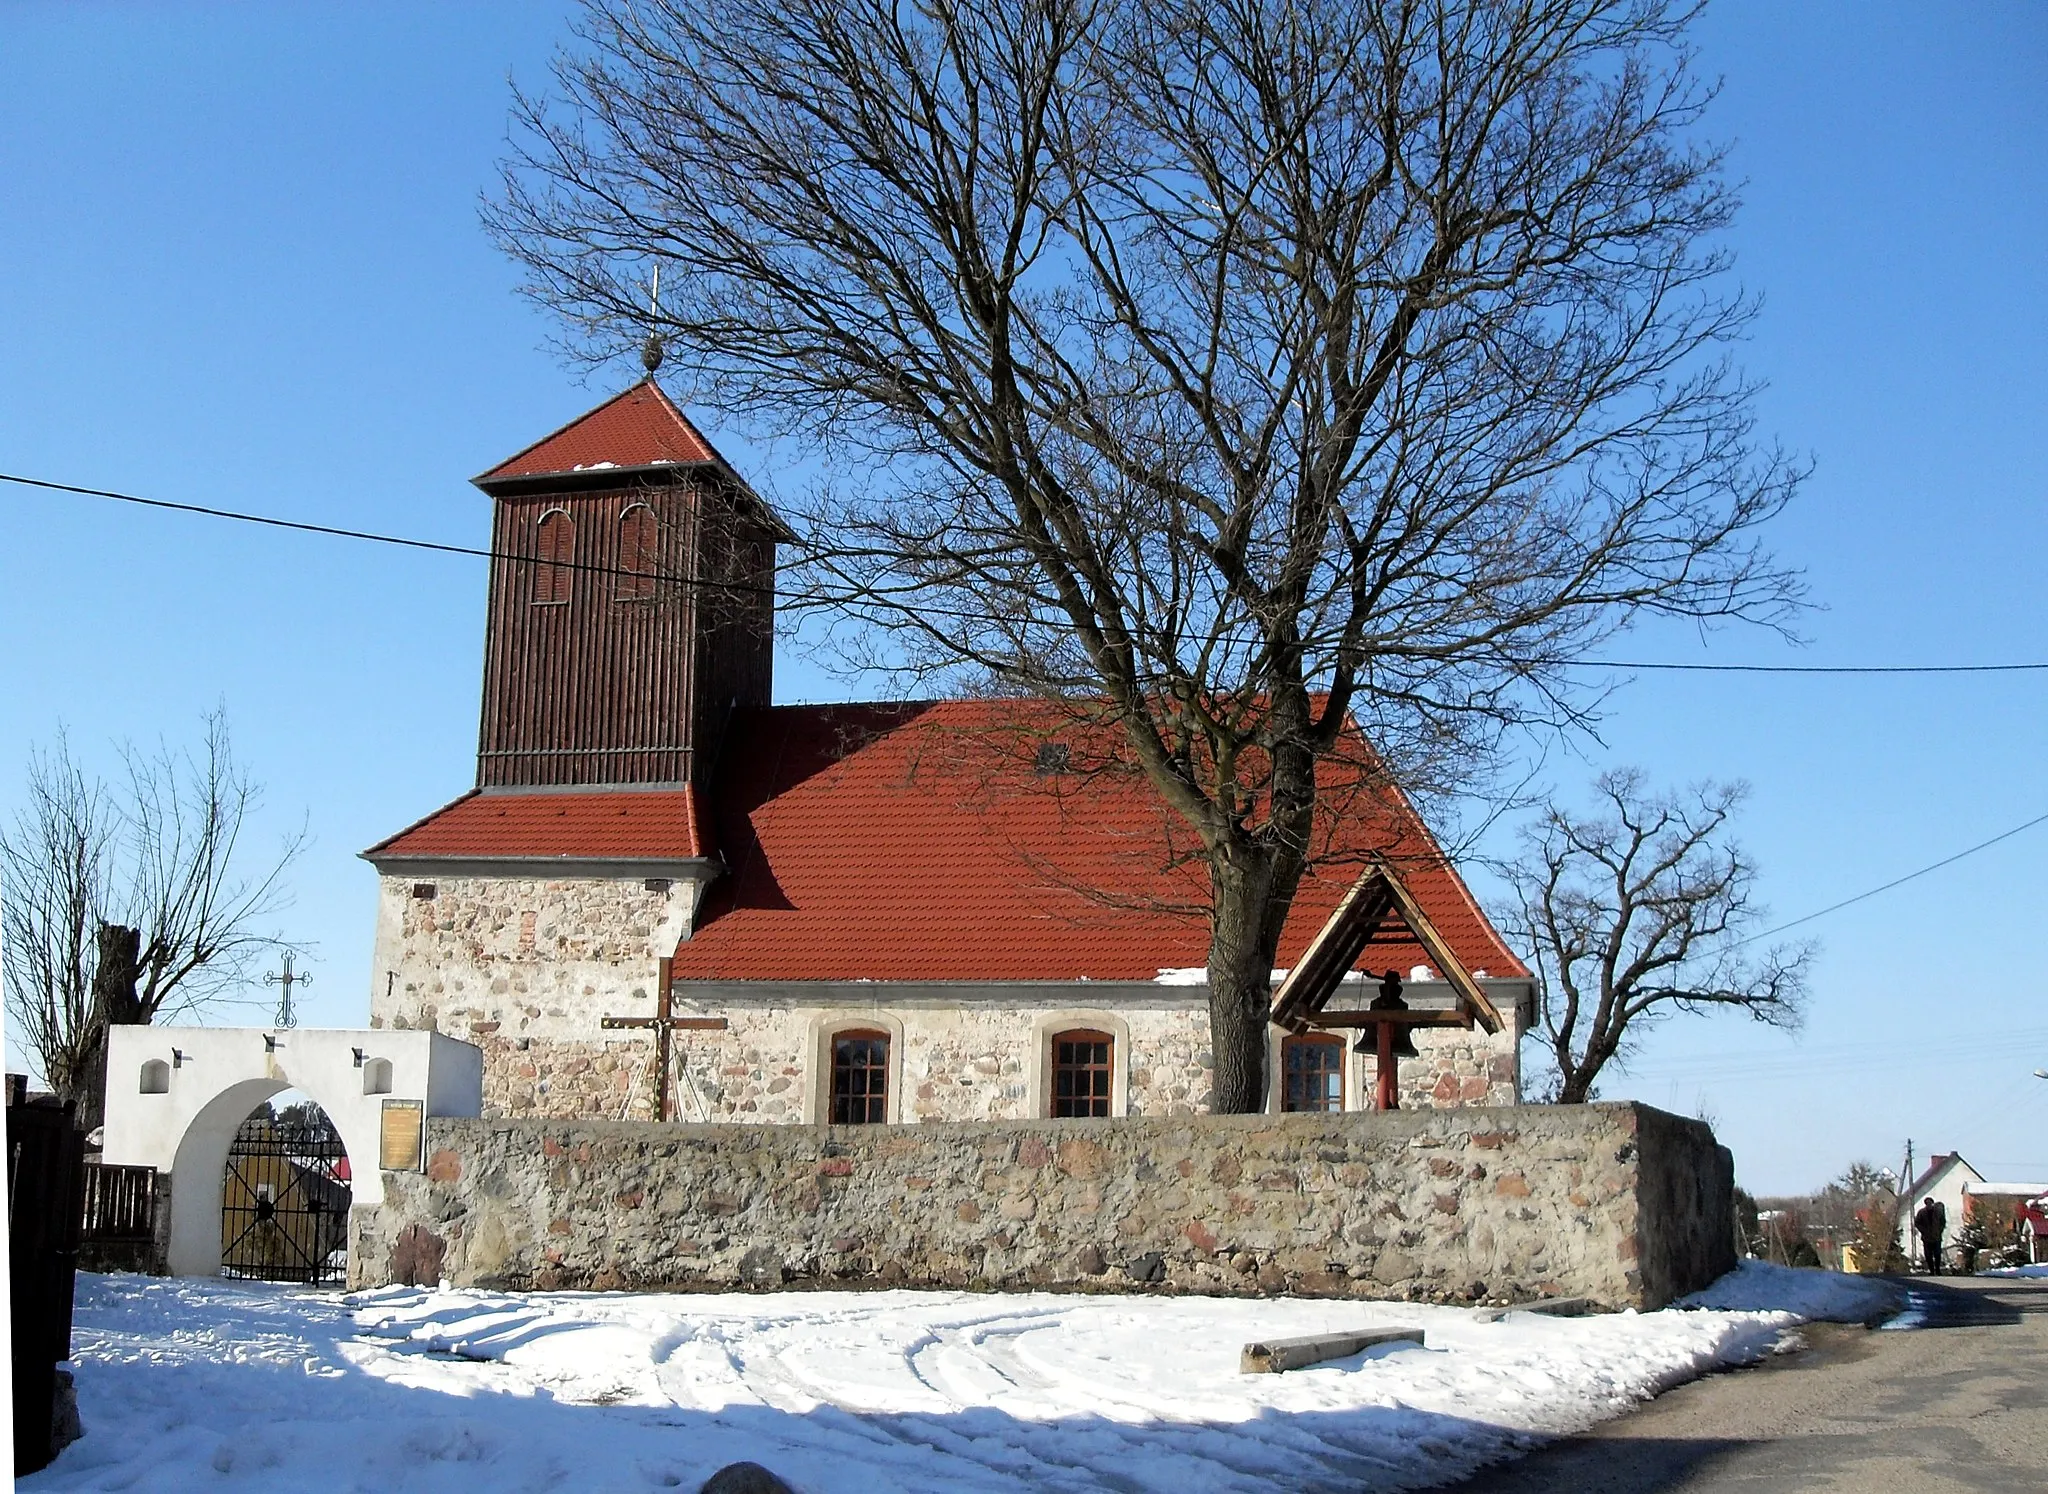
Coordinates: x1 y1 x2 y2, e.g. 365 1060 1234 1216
0 471 701 590
1732 806 2048 950
10 467 2048 676
1580 659 2048 676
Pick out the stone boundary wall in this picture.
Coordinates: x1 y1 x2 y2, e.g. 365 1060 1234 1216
351 1103 1734 1310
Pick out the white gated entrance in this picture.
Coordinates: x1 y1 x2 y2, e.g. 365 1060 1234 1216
100 1026 483 1278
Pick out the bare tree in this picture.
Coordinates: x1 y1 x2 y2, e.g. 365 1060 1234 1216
1 711 302 1130
1502 768 1809 1104
490 0 1804 1110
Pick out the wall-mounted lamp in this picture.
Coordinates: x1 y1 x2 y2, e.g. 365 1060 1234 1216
352 1047 367 1069
171 1049 186 1069
263 1034 278 1053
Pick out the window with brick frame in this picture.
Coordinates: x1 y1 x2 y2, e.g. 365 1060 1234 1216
1281 1033 1345 1113
829 1029 890 1124
1049 1028 1113 1117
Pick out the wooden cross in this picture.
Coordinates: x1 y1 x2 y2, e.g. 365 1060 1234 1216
600 957 726 1121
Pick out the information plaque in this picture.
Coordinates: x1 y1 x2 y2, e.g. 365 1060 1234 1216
379 1098 425 1172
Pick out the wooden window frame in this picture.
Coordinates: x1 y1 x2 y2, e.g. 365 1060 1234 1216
828 1029 891 1125
533 508 574 606
1049 1028 1114 1119
615 502 658 602
1280 1032 1346 1114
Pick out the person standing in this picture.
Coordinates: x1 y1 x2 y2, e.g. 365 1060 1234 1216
1914 1195 1947 1274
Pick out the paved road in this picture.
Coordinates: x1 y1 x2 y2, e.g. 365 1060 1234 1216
1458 1274 2048 1493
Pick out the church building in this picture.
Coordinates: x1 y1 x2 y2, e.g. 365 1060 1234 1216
363 382 1533 1124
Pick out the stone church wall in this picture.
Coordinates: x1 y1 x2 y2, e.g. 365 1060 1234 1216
372 875 1524 1123
660 991 1520 1122
352 1102 1734 1311
370 872 702 1121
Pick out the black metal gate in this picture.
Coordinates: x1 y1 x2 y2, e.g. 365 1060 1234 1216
219 1108 351 1285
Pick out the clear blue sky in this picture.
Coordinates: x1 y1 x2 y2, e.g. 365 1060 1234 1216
2 3 2041 1195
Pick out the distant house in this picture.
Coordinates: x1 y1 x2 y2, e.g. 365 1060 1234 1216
1897 1153 1980 1266
2023 1197 2048 1264
1962 1183 2048 1266
1896 1152 2048 1267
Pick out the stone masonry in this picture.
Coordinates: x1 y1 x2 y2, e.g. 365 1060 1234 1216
353 1102 1734 1311
371 872 702 1120
373 872 1525 1122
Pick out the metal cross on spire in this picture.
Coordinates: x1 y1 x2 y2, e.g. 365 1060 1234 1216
264 952 311 1029
641 261 665 373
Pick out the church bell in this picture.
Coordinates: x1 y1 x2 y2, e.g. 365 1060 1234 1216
1354 968 1420 1060
1354 1026 1421 1060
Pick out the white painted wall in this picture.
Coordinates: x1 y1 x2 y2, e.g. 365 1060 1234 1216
101 1025 483 1277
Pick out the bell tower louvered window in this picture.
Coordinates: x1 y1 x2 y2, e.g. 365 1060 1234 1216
534 509 574 605
617 504 657 600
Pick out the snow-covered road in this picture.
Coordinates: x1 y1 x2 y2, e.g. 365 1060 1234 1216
27 1266 1894 1492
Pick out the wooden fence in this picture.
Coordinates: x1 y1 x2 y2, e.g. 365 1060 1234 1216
80 1163 159 1269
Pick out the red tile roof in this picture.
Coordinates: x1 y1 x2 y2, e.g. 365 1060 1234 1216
363 787 715 864
475 380 725 485
668 701 1526 984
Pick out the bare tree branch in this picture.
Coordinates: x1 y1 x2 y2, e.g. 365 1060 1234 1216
0 709 303 1130
1500 766 1810 1104
489 0 1805 1110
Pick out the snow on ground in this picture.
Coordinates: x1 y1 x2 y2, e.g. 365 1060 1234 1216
1677 1260 1902 1322
1981 1263 2048 1278
32 1270 1836 1493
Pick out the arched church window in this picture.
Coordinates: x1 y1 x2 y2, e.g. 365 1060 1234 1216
1049 1029 1113 1117
139 1058 170 1094
617 504 657 600
1281 1033 1345 1112
829 1030 890 1124
534 509 574 604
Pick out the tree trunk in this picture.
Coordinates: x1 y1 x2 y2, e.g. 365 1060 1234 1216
1206 852 1282 1114
73 922 142 1135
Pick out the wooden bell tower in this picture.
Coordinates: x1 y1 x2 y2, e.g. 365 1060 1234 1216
469 380 788 789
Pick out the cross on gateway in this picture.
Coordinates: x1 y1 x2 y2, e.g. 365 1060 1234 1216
600 957 726 1122
264 952 311 1029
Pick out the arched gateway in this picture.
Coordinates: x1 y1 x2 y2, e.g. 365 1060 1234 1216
100 1026 482 1279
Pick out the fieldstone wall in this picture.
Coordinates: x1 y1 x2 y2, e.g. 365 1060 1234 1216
373 872 1525 1128
352 1102 1733 1310
370 872 703 1120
